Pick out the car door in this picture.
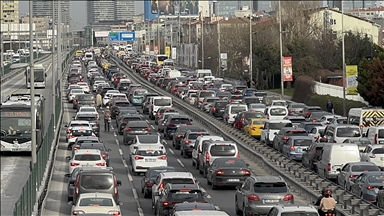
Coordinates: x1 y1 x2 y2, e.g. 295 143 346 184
351 174 364 195
207 159 218 180
243 120 251 134
261 122 269 142
338 163 350 186
236 178 251 210
361 146 372 162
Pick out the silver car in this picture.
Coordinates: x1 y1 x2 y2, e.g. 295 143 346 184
157 112 179 132
281 136 312 161
336 161 380 190
350 171 384 202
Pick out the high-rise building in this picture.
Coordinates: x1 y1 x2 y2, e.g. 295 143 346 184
87 0 135 25
32 1 70 25
1 0 19 24
326 0 377 11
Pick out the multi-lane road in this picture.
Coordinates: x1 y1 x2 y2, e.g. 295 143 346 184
41 63 307 216
0 54 65 216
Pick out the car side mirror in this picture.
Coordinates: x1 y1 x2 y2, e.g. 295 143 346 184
336 168 341 172
68 201 74 205
72 116 75 119
118 201 124 206
66 156 71 160
64 174 71 178
117 180 122 186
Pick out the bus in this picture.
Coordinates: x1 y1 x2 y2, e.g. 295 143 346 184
196 69 212 81
26 64 47 88
156 54 169 65
348 107 384 133
0 94 45 152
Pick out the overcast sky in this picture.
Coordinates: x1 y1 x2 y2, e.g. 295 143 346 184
19 1 144 30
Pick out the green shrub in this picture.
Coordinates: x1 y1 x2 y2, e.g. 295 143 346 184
292 75 315 103
305 94 367 115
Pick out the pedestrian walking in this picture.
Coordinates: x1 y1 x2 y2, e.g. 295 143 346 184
96 93 102 109
103 106 111 132
326 100 334 113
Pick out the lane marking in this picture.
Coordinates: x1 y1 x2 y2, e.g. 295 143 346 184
169 149 175 155
146 120 150 123
215 206 220 210
150 125 155 129
176 159 185 168
127 173 133 181
118 149 123 156
138 208 144 216
132 188 138 199
115 139 119 146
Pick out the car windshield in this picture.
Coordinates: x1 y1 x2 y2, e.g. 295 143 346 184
135 150 164 156
200 92 215 97
79 107 96 112
231 107 247 114
154 99 172 106
250 104 266 108
293 139 312 146
336 128 361 137
368 174 384 183
78 95 95 100
253 182 288 193
303 123 322 131
210 145 236 156
149 168 177 177
188 133 206 140
80 143 105 151
269 123 293 130
217 159 247 168
79 198 113 206
74 154 101 161
270 108 287 116
169 190 204 201
351 165 380 172
170 118 190 124
71 129 93 136
80 175 113 189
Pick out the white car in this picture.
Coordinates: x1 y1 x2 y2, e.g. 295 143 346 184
103 91 121 106
76 82 90 93
361 145 384 168
130 147 167 175
260 120 293 145
93 80 108 92
64 120 91 142
67 126 95 148
319 114 342 125
67 84 81 91
78 106 98 115
70 193 122 216
66 149 106 174
68 89 85 102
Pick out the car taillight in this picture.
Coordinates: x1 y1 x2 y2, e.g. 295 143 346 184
177 134 184 138
236 153 240 158
228 100 233 103
251 126 256 131
157 112 162 116
290 146 295 151
333 140 337 143
184 140 190 144
70 162 80 166
283 194 294 201
158 155 167 160
370 154 376 158
216 170 224 175
122 122 127 124
289 109 294 112
69 94 73 96
92 159 106 166
108 210 120 215
146 182 153 187
212 107 216 112
168 123 175 127
242 170 251 175
328 163 331 171
188 97 192 100
349 174 357 178
134 156 144 160
205 152 210 164
73 147 79 150
367 185 377 190
72 210 85 215
68 135 75 139
125 127 132 131
145 127 151 131
73 99 77 103
283 136 289 140
102 153 108 158
247 194 260 201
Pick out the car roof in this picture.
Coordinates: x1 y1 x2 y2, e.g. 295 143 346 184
289 136 312 140
251 176 285 182
74 149 101 155
272 204 317 212
160 172 193 178
76 136 99 140
70 120 90 124
266 120 291 123
76 112 98 116
71 126 93 130
78 192 114 199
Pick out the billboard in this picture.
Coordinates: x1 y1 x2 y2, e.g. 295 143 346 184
283 56 293 82
346 65 358 95
95 31 109 38
145 0 200 21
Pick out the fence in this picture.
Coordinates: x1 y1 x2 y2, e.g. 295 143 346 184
12 48 75 216
314 81 368 104
1 52 47 76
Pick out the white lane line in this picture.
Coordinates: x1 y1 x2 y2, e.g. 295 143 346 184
140 114 143 118
118 149 123 156
176 159 185 168
115 139 119 146
169 148 175 155
146 120 150 123
132 188 138 199
138 208 144 216
122 160 128 168
150 125 155 129
157 132 160 136
127 173 133 182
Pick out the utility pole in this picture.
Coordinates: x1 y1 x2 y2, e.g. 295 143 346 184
341 0 346 116
1 32 4 76
57 0 62 111
278 0 284 96
52 0 56 129
157 16 160 54
217 3 221 76
188 9 191 44
29 0 37 167
200 6 204 69
249 0 253 88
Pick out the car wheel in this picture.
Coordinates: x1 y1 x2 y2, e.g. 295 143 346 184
206 175 211 185
203 167 207 178
242 205 247 216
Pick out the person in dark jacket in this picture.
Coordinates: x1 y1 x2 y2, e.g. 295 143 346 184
326 100 333 113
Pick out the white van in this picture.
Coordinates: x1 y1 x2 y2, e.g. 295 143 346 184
203 76 215 84
149 96 173 119
270 100 288 107
84 52 93 61
168 70 181 78
260 120 293 145
192 135 225 169
223 104 248 124
265 106 288 120
173 211 230 216
317 143 361 180
323 124 362 143
366 126 384 144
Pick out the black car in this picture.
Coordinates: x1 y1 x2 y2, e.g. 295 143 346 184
172 125 203 150
117 114 142 135
117 81 131 93
209 100 228 117
122 121 151 144
155 107 177 125
163 115 193 140
100 87 115 97
140 166 177 198
207 158 250 189
155 183 207 216
116 108 140 126
287 103 307 116
111 100 132 119
73 113 100 137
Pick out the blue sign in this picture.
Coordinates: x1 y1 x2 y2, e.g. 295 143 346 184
119 32 135 41
108 32 119 41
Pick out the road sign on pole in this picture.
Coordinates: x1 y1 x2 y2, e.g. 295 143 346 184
119 32 136 41
108 32 119 41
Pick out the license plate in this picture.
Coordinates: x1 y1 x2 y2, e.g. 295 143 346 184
263 199 279 204
145 158 156 162
133 131 145 133
11 148 21 151
380 141 384 144
295 148 303 152
227 179 240 182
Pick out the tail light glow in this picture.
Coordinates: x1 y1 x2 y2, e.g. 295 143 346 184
125 127 132 131
216 170 224 175
236 153 240 158
247 194 260 201
70 162 80 166
96 162 106 166
72 210 85 215
283 194 294 201
242 170 251 175
158 155 167 160
134 156 144 160
205 152 210 164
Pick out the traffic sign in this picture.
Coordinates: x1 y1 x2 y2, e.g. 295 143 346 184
108 32 119 41
119 32 135 41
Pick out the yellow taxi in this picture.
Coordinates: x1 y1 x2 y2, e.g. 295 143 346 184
102 62 110 70
243 118 268 138
75 50 83 57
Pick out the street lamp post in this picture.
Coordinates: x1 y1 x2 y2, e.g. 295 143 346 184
52 0 56 130
199 5 204 69
278 0 284 96
1 32 4 76
341 1 346 116
249 0 253 88
157 16 160 54
217 4 221 76
29 0 37 168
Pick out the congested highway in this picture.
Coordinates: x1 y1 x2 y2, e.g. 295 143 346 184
40 51 309 216
0 53 67 216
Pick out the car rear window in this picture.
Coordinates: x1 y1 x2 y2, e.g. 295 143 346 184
199 91 215 98
168 189 204 201
209 145 236 156
80 175 113 189
170 118 190 124
244 98 259 104
188 133 207 140
74 154 101 161
368 174 384 183
281 213 318 216
336 128 361 137
80 107 96 112
138 136 159 143
78 139 99 144
127 122 148 128
253 182 288 193
270 108 287 116
115 102 130 106
123 117 142 122
291 104 306 109
78 95 94 100
80 143 104 151
293 139 312 146
269 123 293 130
373 148 384 154
206 98 218 102
149 168 177 177
154 98 172 106
351 165 380 172
217 159 247 167
76 115 98 121
71 123 90 127
231 107 247 114
135 150 164 156
72 129 93 136
286 130 307 136
79 198 113 207
215 102 228 107
162 178 194 185
378 129 384 138
289 118 306 123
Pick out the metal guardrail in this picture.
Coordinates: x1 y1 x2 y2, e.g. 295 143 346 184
112 56 384 216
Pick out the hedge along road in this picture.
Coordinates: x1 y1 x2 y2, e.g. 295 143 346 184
111 55 384 216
